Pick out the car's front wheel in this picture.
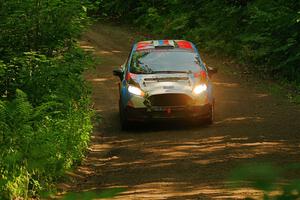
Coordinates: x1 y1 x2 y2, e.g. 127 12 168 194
203 103 214 125
119 100 130 131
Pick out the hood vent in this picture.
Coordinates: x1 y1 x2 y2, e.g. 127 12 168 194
144 77 189 82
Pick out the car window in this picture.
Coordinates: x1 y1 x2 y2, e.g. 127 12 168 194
130 50 202 74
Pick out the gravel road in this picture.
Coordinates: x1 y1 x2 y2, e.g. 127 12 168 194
56 22 300 200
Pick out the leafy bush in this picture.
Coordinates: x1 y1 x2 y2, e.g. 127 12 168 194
230 163 300 199
0 49 94 199
0 0 94 199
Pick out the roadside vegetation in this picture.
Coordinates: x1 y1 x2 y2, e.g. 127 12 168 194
97 0 300 99
230 163 300 199
0 0 94 199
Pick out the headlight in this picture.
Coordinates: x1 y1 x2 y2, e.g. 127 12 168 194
193 84 207 95
128 85 144 96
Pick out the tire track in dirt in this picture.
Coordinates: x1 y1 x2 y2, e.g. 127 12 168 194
56 22 300 200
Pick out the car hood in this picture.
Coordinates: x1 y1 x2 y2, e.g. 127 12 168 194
134 73 196 96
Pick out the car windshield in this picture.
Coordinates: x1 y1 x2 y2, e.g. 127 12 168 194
130 50 202 74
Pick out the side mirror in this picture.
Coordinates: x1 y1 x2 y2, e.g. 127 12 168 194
113 68 123 80
207 66 218 78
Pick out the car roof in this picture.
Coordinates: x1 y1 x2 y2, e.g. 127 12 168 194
134 40 196 52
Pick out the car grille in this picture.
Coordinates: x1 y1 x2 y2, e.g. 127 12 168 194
149 94 192 107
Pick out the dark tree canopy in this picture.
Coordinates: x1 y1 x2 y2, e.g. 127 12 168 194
99 0 300 81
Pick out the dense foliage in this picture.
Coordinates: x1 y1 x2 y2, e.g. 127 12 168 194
98 0 300 82
0 0 93 199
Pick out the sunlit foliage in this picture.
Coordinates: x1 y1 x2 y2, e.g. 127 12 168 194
230 163 300 199
0 0 94 199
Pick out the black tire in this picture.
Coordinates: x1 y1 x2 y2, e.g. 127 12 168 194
119 100 130 131
203 103 214 125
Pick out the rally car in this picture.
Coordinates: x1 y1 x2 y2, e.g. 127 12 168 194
113 40 217 130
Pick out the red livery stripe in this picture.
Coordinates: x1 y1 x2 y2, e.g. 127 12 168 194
125 72 137 81
136 41 152 50
163 40 169 45
177 41 193 49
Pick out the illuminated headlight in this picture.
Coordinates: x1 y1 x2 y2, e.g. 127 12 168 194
128 85 144 96
193 84 207 95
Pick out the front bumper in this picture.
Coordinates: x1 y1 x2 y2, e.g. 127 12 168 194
125 104 211 121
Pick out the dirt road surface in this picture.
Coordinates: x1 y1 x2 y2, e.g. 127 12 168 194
57 22 300 199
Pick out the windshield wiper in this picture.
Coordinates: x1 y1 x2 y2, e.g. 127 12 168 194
143 64 154 74
131 64 154 74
